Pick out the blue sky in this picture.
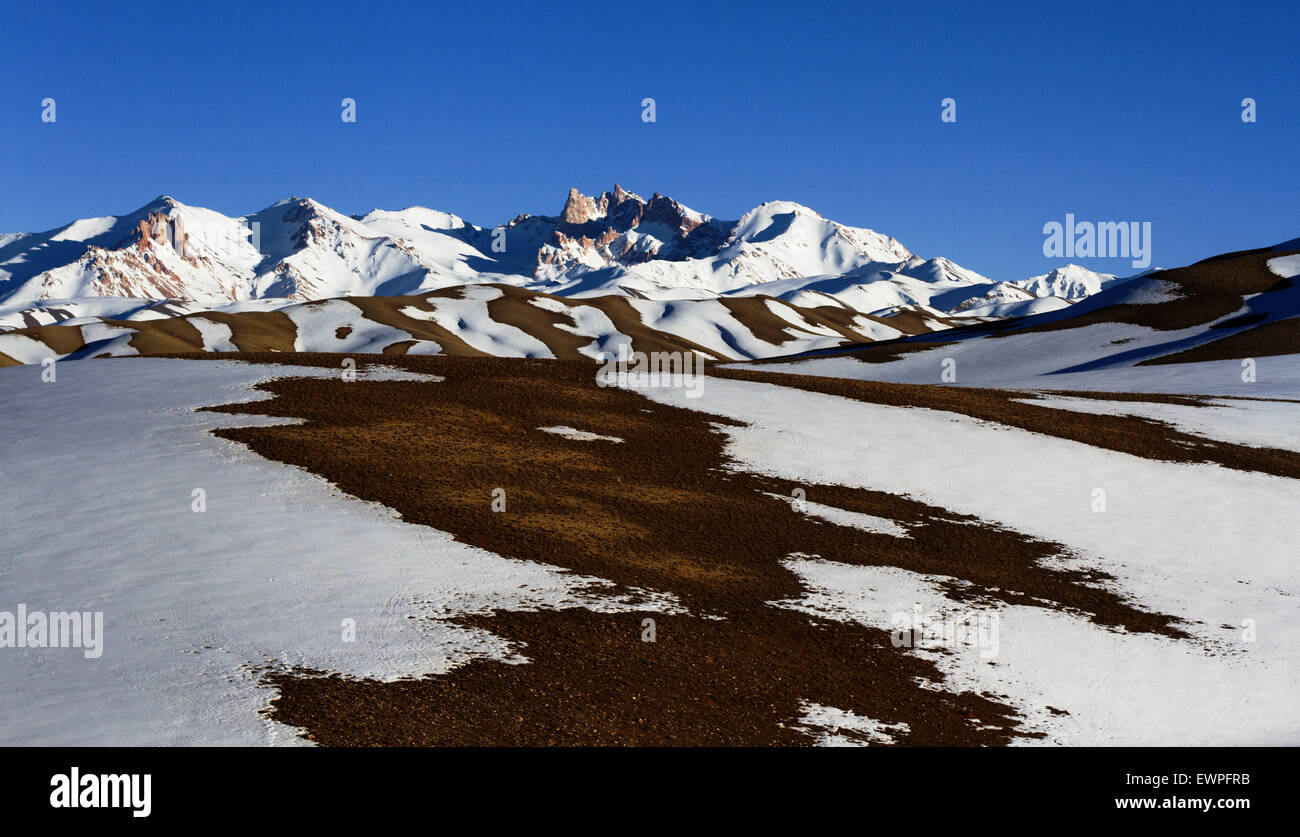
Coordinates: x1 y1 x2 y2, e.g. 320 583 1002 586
2 0 1296 280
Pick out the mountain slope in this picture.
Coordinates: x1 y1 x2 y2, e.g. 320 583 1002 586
0 283 941 366
749 242 1300 394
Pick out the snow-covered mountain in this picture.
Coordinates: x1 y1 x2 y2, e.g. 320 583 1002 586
949 282 1073 318
0 188 1122 319
756 241 1300 391
1013 264 1120 300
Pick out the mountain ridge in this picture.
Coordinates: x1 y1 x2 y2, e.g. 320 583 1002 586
0 188 1121 319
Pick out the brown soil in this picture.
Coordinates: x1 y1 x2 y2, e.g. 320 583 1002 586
7 321 90 355
744 311 1008 368
0 284 932 365
109 315 202 355
714 297 930 347
1139 315 1300 365
176 352 1187 746
1004 250 1298 335
347 291 492 356
756 249 1300 367
265 608 1000 747
1026 389 1211 407
805 304 933 338
197 310 298 352
828 337 955 365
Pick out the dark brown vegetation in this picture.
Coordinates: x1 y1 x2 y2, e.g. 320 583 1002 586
180 353 1188 746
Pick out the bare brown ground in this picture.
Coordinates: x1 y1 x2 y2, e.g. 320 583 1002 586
803 305 933 338
0 284 934 365
1004 250 1298 335
110 315 203 355
868 308 965 333
713 297 932 347
826 337 957 365
177 352 1189 746
768 249 1300 367
1139 315 1300 365
347 292 492 355
6 321 89 355
748 319 1020 368
193 310 298 352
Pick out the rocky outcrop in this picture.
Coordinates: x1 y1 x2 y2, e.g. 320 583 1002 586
126 211 188 259
538 184 721 277
560 188 605 225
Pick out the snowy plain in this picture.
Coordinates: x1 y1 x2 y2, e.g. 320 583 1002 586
4 353 1296 746
0 358 667 745
752 330 1300 398
634 374 1300 745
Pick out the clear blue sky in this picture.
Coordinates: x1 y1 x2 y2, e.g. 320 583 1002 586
2 0 1296 280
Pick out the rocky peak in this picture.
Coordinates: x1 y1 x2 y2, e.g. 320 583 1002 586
560 184 657 228
124 211 187 259
536 184 722 279
643 193 703 235
560 188 605 225
277 199 336 251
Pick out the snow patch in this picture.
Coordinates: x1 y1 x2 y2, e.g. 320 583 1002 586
538 425 624 443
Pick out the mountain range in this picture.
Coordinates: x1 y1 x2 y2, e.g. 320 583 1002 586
2 186 1197 365
0 186 1122 320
